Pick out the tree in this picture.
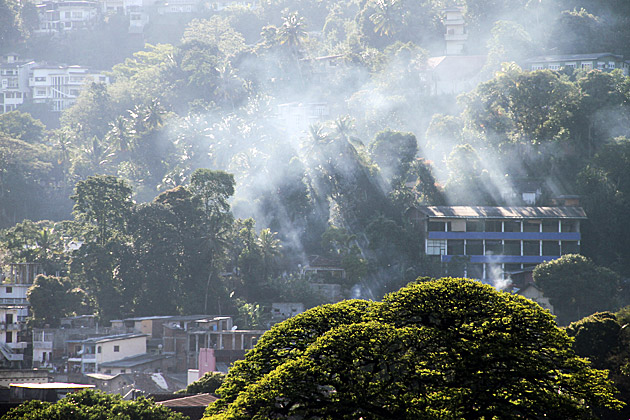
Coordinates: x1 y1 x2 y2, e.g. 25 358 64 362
207 278 622 419
71 175 133 245
368 129 417 186
2 389 187 420
534 254 621 325
27 275 89 328
180 372 226 395
0 111 46 144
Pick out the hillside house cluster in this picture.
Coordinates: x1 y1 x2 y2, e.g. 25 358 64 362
32 314 265 380
0 54 108 113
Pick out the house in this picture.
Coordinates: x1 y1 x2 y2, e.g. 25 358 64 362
299 54 346 83
29 64 109 112
417 206 586 282
271 303 305 323
0 55 36 114
35 0 100 35
277 102 329 138
70 333 148 374
524 53 630 75
515 282 554 314
0 263 43 367
9 382 94 402
157 393 218 420
207 0 259 11
421 7 487 95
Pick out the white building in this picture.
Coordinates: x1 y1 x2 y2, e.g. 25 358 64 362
0 55 35 113
524 52 630 75
443 7 467 56
207 0 259 11
0 263 43 366
35 0 100 35
277 102 329 138
73 333 148 374
30 64 109 112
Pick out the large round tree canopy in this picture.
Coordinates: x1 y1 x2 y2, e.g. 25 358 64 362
205 278 622 419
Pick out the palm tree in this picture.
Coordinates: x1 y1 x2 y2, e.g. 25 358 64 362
278 11 308 85
369 0 402 37
257 228 282 280
106 115 135 156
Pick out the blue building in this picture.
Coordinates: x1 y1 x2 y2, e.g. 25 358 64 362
418 206 586 281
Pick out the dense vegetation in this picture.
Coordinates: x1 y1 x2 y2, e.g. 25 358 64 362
204 278 623 419
0 389 186 420
1 0 630 325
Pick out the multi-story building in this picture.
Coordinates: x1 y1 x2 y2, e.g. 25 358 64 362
417 206 586 282
524 53 630 75
0 54 36 113
71 333 148 374
29 64 109 112
35 0 100 35
0 263 43 367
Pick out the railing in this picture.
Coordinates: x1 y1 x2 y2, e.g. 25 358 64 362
33 341 53 349
0 298 29 305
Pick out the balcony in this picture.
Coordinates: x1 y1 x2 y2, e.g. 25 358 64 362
7 341 27 350
427 232 580 241
445 33 468 41
33 341 53 350
82 353 96 360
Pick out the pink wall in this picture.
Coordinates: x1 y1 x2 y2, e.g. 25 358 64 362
198 348 216 377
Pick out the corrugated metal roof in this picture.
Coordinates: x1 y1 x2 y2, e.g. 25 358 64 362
419 206 587 219
157 393 218 407
525 52 622 63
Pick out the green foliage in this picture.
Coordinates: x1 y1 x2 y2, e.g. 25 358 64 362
27 274 90 328
1 389 187 420
534 254 621 325
368 129 417 185
206 278 623 419
71 175 133 245
0 111 46 144
181 372 227 395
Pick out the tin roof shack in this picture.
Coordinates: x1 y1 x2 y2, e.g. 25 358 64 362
418 206 586 283
9 382 94 402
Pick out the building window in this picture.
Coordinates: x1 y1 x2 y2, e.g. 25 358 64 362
34 77 46 82
597 62 605 69
503 221 521 232
5 314 12 324
523 240 540 256
548 64 561 71
565 62 576 69
426 239 446 255
581 62 592 70
428 221 446 232
467 263 483 279
465 240 483 255
485 240 502 254
6 332 12 343
114 345 120 352
561 241 579 255
504 240 520 255
447 240 464 255
531 64 544 70
485 221 502 232
523 221 540 232
466 220 483 232
5 287 12 294
542 241 560 256
97 346 102 353
561 221 578 232
542 221 559 232
609 61 616 69
120 369 126 373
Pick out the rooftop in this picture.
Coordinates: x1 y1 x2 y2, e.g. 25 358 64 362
525 52 623 63
157 393 218 407
10 382 94 389
419 206 587 219
99 353 171 368
80 333 148 344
